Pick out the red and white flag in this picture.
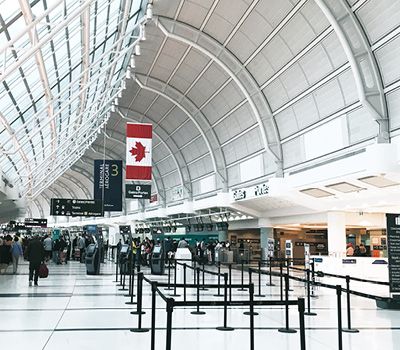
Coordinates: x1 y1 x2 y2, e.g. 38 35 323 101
126 123 152 180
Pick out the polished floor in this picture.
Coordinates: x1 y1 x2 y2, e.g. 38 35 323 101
0 259 398 350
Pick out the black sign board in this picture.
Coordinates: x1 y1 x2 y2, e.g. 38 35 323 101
24 218 47 228
342 259 357 264
119 225 131 234
125 184 151 199
386 214 400 293
94 160 123 211
50 198 103 217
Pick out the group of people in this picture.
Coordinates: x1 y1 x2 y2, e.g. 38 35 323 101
0 234 23 274
346 242 368 256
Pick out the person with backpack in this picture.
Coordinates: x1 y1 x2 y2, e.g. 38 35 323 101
11 236 23 274
26 235 45 286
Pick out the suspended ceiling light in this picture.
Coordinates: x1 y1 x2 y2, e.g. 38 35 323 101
146 4 153 20
118 90 122 98
135 44 141 56
111 104 115 112
122 80 126 90
141 24 146 41
130 55 136 68
114 97 118 105
126 67 131 79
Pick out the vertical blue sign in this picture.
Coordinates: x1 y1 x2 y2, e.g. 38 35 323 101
94 160 122 212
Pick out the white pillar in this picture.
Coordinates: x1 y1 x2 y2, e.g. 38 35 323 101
327 211 347 257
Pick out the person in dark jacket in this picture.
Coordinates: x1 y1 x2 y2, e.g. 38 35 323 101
0 237 12 274
26 235 45 286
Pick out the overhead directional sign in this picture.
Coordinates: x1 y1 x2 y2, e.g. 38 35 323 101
24 218 47 228
50 199 104 217
94 160 122 212
125 184 151 199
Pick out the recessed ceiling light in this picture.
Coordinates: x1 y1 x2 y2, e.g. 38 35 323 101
300 188 334 198
358 176 399 188
325 182 366 193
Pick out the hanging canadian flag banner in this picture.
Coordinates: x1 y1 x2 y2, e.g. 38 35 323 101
126 123 152 180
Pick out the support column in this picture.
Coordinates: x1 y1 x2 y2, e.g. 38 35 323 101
259 218 274 260
327 212 347 257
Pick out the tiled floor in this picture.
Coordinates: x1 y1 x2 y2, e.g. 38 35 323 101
0 260 398 350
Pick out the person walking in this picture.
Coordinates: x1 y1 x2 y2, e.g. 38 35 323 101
26 235 45 286
43 235 52 261
78 234 86 263
0 237 12 274
11 236 23 274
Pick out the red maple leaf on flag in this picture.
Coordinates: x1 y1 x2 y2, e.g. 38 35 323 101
130 141 147 162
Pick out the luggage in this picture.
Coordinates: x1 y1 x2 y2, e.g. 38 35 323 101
74 248 81 261
39 263 49 278
59 249 67 264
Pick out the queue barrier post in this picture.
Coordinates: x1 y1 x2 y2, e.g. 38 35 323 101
125 255 136 305
191 268 206 315
342 275 359 333
119 260 127 291
336 285 343 350
183 263 187 302
229 263 232 302
216 272 234 331
130 272 149 333
280 262 284 301
311 260 317 298
150 282 157 350
304 269 316 316
255 260 265 297
266 256 275 286
124 253 133 297
298 298 306 350
171 260 181 297
244 270 259 316
165 298 174 350
114 252 119 283
278 274 297 334
286 258 293 292
201 263 208 291
238 260 247 291
165 258 173 291
249 283 255 350
213 262 223 297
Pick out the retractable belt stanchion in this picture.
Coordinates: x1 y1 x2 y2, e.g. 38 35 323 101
229 263 232 302
166 298 174 350
130 272 149 333
266 256 275 286
244 270 258 316
201 263 208 291
165 258 173 291
255 260 265 297
118 256 123 286
124 254 133 297
298 298 306 350
238 260 247 291
150 282 157 350
336 285 343 350
171 260 181 297
280 262 284 300
191 268 206 315
278 274 297 334
342 275 359 333
311 260 317 298
216 272 234 331
249 283 255 350
286 258 293 292
304 269 316 316
119 261 127 291
125 255 136 305
183 263 187 303
213 262 223 297
114 252 119 283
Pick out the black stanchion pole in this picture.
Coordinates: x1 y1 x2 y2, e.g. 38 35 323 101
165 259 173 291
255 260 265 297
343 275 359 333
266 257 275 286
249 283 255 350
238 260 247 291
336 285 343 350
311 260 317 298
280 262 283 301
126 256 136 305
150 282 157 350
214 262 223 297
200 263 208 291
130 272 149 333
244 270 259 316
124 254 133 297
171 261 181 297
183 263 187 303
286 258 293 292
119 261 127 291
131 272 146 316
229 263 232 302
166 298 174 350
304 269 316 316
298 298 306 350
191 268 206 315
278 274 297 334
216 273 234 331
118 258 123 286
115 252 119 283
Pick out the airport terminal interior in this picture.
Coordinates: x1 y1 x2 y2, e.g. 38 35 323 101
1 0 400 349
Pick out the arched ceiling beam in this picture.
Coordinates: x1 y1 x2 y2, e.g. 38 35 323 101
134 74 228 191
71 165 94 184
155 16 283 175
62 173 92 198
315 0 389 143
115 106 192 199
32 199 44 218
